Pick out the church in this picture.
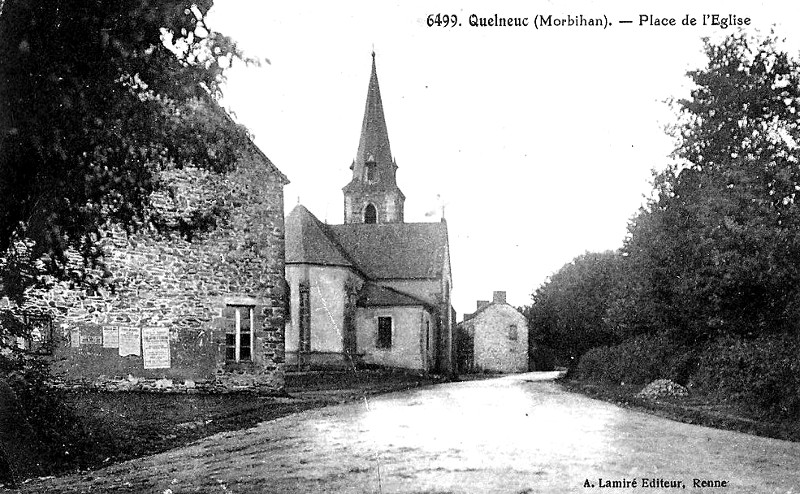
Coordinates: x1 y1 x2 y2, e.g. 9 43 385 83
285 54 455 375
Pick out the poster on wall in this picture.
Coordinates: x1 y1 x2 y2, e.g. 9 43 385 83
118 327 141 357
79 326 103 345
142 327 171 369
102 325 120 348
70 328 80 348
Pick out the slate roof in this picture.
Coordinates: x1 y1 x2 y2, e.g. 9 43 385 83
357 283 432 309
463 303 497 322
285 205 355 268
462 301 523 324
343 53 402 196
327 222 448 280
285 205 449 281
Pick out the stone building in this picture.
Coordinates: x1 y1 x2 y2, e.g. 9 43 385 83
4 140 290 393
457 291 528 373
285 53 455 374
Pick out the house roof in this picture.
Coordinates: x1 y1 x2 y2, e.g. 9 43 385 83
357 283 432 309
285 205 356 268
462 301 524 323
286 205 449 281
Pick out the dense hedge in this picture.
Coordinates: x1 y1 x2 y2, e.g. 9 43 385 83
529 345 557 371
576 334 695 385
692 335 800 419
575 333 800 419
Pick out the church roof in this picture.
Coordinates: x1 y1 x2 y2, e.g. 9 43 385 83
327 222 448 280
286 205 449 281
357 283 433 309
285 205 355 268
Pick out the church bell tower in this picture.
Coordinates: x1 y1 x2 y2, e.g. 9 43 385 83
343 52 405 224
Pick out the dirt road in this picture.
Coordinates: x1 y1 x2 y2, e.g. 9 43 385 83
19 372 800 493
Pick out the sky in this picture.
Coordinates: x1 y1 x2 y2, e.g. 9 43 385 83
206 1 800 316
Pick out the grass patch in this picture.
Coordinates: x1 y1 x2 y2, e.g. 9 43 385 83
10 369 439 484
560 378 800 442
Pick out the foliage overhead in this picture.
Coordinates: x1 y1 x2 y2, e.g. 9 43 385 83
622 32 800 342
0 0 254 301
523 251 622 366
524 33 800 406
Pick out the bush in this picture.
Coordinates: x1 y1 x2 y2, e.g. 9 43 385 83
576 333 695 385
692 334 800 419
1 354 111 482
529 345 557 371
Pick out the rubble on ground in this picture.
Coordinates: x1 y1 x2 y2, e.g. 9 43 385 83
637 379 689 399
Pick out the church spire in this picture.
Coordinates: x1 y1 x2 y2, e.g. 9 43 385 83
355 51 393 181
343 52 405 224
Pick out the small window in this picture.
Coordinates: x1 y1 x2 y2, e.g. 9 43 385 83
226 306 254 362
425 320 430 352
377 316 392 349
508 324 518 341
364 204 377 224
365 162 377 182
298 284 311 353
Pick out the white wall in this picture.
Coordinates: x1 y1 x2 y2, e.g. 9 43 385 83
285 264 363 353
356 306 431 370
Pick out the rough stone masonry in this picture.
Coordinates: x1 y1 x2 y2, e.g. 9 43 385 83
6 149 289 393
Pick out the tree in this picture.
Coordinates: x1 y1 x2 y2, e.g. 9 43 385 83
0 0 254 302
621 32 800 343
524 251 623 368
0 2 255 482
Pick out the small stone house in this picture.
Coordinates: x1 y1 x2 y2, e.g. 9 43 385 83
458 291 528 373
4 141 290 393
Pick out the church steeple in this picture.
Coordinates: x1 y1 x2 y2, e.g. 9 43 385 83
343 52 405 224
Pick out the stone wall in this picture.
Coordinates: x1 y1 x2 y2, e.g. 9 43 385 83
9 152 288 393
344 190 405 224
471 304 529 373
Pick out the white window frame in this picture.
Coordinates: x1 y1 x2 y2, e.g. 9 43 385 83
227 305 254 362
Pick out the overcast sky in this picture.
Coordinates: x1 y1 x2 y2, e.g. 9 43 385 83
207 1 800 316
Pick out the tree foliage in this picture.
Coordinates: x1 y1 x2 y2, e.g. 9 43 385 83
0 0 253 301
0 2 255 480
621 32 800 343
525 33 800 401
523 251 623 367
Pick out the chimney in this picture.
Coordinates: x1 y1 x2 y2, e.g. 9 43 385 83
493 291 507 304
477 300 490 311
